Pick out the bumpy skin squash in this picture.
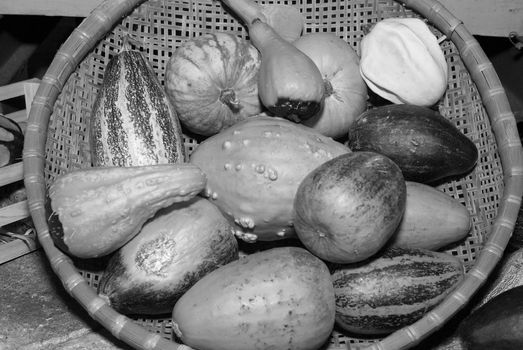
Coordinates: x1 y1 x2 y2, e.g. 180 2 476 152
348 104 478 184
172 247 336 350
390 181 471 250
332 247 465 335
293 151 406 264
47 164 206 259
165 32 262 136
97 197 238 315
189 115 350 242
90 49 185 166
360 18 448 107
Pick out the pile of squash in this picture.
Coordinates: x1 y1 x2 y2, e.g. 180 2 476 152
46 1 489 349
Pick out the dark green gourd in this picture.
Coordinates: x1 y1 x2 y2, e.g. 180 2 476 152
348 104 478 184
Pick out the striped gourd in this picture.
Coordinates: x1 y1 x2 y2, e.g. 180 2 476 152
90 49 185 167
331 247 465 335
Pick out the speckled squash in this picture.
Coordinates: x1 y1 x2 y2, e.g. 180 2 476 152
97 197 238 315
172 246 336 350
90 49 185 167
189 115 350 242
331 247 465 335
46 164 206 259
293 151 406 264
165 32 262 136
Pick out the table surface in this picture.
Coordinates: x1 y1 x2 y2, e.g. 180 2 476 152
0 0 521 38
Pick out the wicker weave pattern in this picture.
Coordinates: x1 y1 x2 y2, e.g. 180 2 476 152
23 0 523 349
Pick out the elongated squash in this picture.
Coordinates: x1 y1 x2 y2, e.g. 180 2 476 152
47 164 206 259
90 48 185 167
332 247 465 335
189 115 350 242
172 246 336 350
97 197 238 315
390 181 472 250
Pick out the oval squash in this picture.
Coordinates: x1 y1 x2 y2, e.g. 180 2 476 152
347 104 478 184
189 115 350 242
331 247 465 335
165 32 262 136
172 246 336 350
97 197 238 315
390 181 471 250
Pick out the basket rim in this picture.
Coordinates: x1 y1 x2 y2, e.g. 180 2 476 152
22 0 523 349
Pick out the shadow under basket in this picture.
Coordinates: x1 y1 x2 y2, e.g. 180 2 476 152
22 0 523 349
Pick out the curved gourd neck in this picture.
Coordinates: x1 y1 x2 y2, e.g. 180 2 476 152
221 0 266 26
248 19 286 51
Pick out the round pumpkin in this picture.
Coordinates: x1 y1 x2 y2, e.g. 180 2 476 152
293 151 406 264
165 32 262 136
293 32 367 139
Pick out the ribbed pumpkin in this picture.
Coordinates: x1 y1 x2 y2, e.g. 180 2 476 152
165 32 262 136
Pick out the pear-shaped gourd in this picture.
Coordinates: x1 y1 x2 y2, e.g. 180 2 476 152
249 19 325 122
47 163 206 259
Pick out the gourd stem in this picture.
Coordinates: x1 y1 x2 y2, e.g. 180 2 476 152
220 89 240 109
323 79 334 98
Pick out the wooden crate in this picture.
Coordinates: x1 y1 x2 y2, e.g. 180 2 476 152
0 78 40 264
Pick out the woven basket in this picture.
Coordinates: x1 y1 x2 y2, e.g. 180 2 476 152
23 0 523 349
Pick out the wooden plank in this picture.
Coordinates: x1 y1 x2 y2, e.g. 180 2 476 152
0 162 23 187
0 236 38 265
0 0 521 37
438 0 523 37
0 201 29 227
0 0 102 18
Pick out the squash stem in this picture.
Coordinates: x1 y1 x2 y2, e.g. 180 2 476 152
220 89 240 110
323 79 334 98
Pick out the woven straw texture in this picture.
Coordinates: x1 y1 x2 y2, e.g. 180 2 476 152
23 0 523 349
